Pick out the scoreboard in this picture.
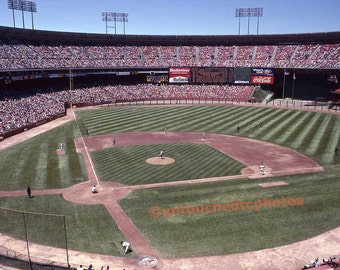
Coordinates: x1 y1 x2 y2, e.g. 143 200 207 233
191 67 234 84
167 67 274 85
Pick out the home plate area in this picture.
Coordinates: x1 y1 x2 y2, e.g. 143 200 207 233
137 255 158 267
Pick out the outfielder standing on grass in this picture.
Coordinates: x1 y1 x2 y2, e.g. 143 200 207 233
236 125 240 133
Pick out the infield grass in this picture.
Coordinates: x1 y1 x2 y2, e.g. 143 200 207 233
91 143 245 185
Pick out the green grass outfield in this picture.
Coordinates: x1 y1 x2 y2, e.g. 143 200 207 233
0 105 339 257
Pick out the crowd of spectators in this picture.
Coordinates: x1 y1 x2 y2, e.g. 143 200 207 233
1 38 338 137
0 41 339 70
0 91 65 135
0 83 253 136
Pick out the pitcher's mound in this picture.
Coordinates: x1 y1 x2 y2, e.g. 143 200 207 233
146 157 175 165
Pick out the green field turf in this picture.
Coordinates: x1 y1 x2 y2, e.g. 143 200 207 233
91 143 245 185
75 105 339 165
0 105 339 257
0 121 88 191
0 195 128 256
119 167 340 257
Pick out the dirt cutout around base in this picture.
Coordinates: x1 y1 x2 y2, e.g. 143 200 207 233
146 156 175 165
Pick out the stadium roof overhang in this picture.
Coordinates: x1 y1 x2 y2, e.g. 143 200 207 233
1 26 340 46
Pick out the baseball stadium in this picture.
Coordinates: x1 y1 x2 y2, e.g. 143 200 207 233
0 3 340 270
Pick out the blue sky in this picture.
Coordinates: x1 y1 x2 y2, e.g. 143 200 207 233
0 0 339 35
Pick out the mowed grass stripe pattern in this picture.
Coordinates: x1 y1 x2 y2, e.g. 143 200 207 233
0 121 88 190
91 143 245 185
119 167 340 257
76 105 339 166
0 105 339 257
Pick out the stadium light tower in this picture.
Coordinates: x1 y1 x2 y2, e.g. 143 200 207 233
235 7 263 35
26 1 37 30
8 0 37 29
102 12 128 34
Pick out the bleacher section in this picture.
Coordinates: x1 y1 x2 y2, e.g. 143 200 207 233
0 84 254 137
0 42 339 69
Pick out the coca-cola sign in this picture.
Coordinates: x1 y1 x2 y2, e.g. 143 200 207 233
251 75 274 85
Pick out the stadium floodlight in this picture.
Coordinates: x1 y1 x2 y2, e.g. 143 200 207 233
235 7 263 35
25 1 37 30
8 0 20 28
8 0 37 29
102 12 128 34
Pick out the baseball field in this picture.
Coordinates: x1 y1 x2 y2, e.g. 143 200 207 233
0 104 339 269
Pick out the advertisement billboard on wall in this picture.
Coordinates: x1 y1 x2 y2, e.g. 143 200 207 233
169 67 274 85
250 68 274 85
169 67 190 83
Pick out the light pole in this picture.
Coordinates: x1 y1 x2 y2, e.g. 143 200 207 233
235 7 263 35
7 0 37 29
27 1 37 30
102 12 128 34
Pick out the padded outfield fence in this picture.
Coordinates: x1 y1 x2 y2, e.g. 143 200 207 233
74 97 339 112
